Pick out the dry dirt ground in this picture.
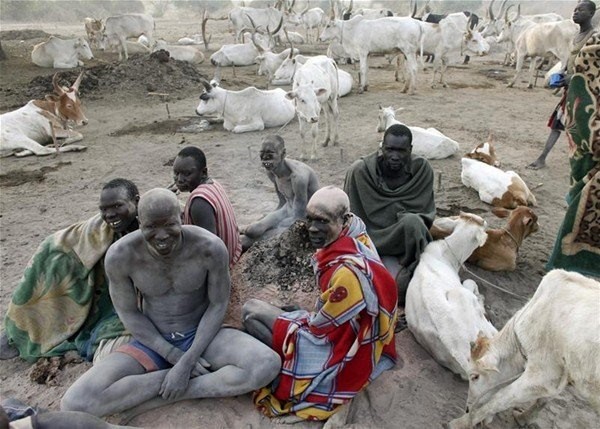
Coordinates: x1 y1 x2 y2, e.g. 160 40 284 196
1 16 598 429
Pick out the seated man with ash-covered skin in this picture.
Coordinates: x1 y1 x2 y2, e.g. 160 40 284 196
241 135 320 250
61 188 281 419
242 186 398 423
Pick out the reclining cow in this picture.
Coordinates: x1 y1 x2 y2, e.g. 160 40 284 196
195 79 295 133
0 72 87 157
31 36 93 69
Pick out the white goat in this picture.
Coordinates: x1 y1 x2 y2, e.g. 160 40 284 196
406 212 497 380
376 106 459 159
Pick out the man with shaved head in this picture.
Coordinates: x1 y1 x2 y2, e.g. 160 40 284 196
241 134 320 250
243 186 398 423
344 124 435 305
61 188 281 419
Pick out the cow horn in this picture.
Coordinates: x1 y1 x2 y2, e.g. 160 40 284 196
285 29 294 58
251 31 264 53
200 78 212 92
202 8 210 50
487 0 495 20
288 0 296 13
504 4 515 22
269 15 283 35
300 2 309 15
329 0 336 19
497 0 509 18
516 4 521 20
246 13 258 30
411 0 418 18
52 73 65 95
347 0 353 13
71 70 85 92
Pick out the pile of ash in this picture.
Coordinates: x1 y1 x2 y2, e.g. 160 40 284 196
242 220 316 293
22 53 208 100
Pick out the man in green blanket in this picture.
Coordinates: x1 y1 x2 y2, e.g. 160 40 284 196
1 178 140 362
344 124 435 304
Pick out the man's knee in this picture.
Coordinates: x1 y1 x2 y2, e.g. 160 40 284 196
61 387 97 415
248 347 281 387
241 299 265 323
400 213 428 234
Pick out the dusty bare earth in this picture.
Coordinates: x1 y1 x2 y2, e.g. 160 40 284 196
1 14 599 429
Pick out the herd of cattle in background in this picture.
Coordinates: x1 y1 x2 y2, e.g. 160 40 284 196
2 1 600 425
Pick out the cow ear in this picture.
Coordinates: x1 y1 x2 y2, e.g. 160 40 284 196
314 88 328 97
491 207 510 218
285 91 296 100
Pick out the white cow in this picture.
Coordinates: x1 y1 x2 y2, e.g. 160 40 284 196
406 212 497 380
1 73 87 157
228 6 284 42
31 36 93 69
270 54 352 96
286 6 328 43
196 79 295 133
461 157 537 209
376 106 459 159
255 48 300 82
342 0 394 20
210 40 259 67
98 13 155 61
153 40 204 64
507 19 577 88
177 34 203 45
425 14 490 88
285 55 340 160
448 269 600 429
319 16 424 94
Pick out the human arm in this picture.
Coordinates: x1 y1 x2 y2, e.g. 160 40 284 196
189 197 217 235
160 238 231 399
106 241 185 365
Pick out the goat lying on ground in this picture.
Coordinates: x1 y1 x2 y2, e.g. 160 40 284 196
430 207 539 271
461 157 536 209
447 269 600 429
464 134 501 167
406 212 498 380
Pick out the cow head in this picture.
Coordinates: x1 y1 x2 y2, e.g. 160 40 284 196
463 18 489 56
492 206 539 238
319 19 341 42
272 54 299 85
286 83 327 123
376 105 404 133
196 79 223 116
464 134 501 167
75 37 94 61
47 72 88 126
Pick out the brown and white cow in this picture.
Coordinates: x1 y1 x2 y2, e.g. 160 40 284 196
84 17 104 49
0 72 88 157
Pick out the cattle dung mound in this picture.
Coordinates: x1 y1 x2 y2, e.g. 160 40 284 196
227 221 317 325
22 54 209 101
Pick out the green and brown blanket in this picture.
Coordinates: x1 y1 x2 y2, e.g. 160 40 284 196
547 33 600 277
4 214 127 361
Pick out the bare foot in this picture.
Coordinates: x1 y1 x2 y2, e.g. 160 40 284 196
0 332 19 360
526 160 545 170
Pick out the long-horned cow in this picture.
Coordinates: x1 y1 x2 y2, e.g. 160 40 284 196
31 36 94 69
98 13 155 61
319 15 424 94
1 73 87 157
286 6 328 43
228 6 285 43
447 269 600 429
285 55 340 160
506 19 577 88
196 79 295 134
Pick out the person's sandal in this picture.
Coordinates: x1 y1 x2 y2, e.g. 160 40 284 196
395 313 408 333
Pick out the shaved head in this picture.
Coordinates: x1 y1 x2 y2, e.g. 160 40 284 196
307 186 349 220
138 188 180 222
261 134 285 151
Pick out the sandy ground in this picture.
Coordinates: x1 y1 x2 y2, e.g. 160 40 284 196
1 15 599 429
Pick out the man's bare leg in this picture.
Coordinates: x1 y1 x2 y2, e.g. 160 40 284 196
242 299 285 347
115 329 281 421
242 209 289 250
528 129 561 170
